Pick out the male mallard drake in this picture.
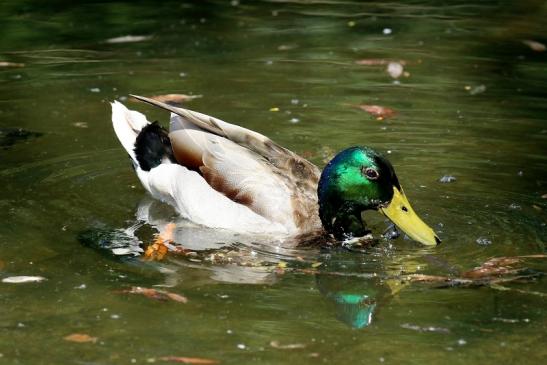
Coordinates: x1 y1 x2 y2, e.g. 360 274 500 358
111 95 440 246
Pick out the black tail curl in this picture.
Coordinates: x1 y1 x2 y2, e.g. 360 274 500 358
134 122 176 171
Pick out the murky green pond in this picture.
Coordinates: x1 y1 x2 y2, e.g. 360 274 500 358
1 1 546 364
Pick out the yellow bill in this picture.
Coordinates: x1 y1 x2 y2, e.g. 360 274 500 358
378 187 440 246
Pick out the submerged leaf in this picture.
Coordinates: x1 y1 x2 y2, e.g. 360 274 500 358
64 333 98 343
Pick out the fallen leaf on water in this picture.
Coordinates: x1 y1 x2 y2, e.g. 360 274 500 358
2 276 46 283
64 333 98 343
105 35 152 44
311 262 323 268
522 39 546 52
118 286 188 303
165 292 189 303
270 340 307 349
0 61 25 68
356 104 396 119
132 94 202 105
158 356 219 364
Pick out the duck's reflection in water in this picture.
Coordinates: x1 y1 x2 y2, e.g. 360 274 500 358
316 273 385 329
82 197 410 328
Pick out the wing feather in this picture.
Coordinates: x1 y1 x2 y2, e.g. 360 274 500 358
131 95 322 233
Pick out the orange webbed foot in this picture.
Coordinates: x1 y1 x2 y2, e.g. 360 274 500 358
144 223 176 261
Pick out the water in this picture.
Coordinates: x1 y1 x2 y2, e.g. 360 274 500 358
1 0 546 364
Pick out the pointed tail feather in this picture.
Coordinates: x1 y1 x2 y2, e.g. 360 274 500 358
111 100 149 163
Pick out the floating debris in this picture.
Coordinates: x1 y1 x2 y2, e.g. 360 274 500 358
0 61 25 68
475 237 492 246
157 356 219 364
356 104 396 120
492 317 528 324
270 340 307 349
386 61 404 79
355 59 406 66
465 84 486 95
269 107 280 112
439 175 456 183
105 35 152 44
118 286 188 303
64 333 98 343
2 276 46 284
89 87 100 93
462 256 525 279
277 44 298 51
522 39 546 52
400 323 450 334
457 338 467 346
508 203 521 210
383 28 392 35
72 122 88 129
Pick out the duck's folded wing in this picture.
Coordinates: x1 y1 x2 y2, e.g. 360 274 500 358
130 95 320 176
130 95 321 233
146 164 288 234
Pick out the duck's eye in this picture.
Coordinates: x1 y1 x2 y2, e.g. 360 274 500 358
362 167 379 180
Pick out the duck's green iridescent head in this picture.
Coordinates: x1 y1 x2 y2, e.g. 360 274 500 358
318 147 440 245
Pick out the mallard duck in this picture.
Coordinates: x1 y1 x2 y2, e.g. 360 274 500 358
111 95 440 246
